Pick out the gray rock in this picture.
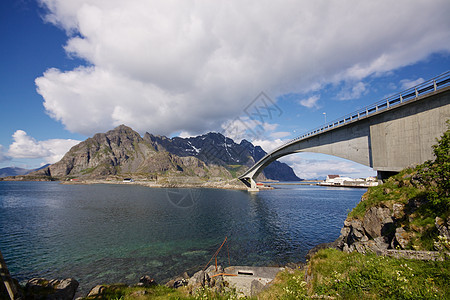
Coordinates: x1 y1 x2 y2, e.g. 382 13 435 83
187 270 210 290
394 227 410 249
350 219 364 232
349 225 365 243
205 265 224 277
87 285 106 297
340 226 350 238
363 207 394 238
165 272 190 289
25 277 79 300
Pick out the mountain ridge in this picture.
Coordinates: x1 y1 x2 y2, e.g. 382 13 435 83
27 125 300 182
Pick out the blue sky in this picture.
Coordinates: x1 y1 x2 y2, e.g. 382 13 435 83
1 0 449 179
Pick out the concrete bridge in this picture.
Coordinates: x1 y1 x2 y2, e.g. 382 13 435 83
239 72 450 190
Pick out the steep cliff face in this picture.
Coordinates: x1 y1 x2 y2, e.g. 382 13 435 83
34 125 301 181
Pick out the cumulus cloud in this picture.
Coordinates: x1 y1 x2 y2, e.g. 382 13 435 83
400 78 425 90
299 95 320 109
8 130 80 164
252 138 286 153
36 0 450 136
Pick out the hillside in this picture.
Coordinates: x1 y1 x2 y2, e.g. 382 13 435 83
29 125 300 182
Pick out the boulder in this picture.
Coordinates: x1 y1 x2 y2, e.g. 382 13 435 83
25 278 79 300
187 270 210 292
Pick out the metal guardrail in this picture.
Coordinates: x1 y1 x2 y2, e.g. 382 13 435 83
271 71 450 155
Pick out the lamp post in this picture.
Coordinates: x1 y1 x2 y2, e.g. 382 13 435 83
323 112 327 124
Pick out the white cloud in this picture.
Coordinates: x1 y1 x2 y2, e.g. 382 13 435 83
299 95 320 109
270 131 291 139
337 81 368 100
36 0 450 136
252 138 287 153
280 154 375 179
8 130 80 164
400 78 425 90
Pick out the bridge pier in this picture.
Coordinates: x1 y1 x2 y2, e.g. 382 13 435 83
248 178 259 192
239 177 259 192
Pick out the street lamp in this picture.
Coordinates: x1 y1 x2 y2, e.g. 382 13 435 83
323 112 327 124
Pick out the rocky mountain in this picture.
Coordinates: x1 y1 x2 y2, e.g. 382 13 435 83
33 125 300 182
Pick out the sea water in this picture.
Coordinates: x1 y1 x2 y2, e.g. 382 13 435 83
0 181 365 294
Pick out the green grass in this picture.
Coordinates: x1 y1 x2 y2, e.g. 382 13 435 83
81 284 185 300
225 164 244 178
260 248 450 300
348 168 425 220
80 284 241 300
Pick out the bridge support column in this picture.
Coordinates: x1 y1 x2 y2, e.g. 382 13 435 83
247 178 259 192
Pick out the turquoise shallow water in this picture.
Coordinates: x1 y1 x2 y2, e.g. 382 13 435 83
0 181 365 294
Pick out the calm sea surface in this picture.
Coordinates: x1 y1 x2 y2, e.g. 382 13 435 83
0 181 365 294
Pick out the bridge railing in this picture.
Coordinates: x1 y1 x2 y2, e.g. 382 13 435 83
258 71 450 163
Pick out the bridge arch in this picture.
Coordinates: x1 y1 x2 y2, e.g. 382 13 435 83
239 73 450 190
